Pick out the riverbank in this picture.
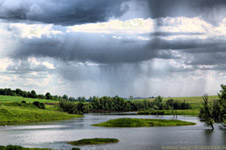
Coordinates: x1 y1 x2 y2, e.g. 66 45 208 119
138 109 199 116
0 145 49 150
0 105 82 125
92 118 196 127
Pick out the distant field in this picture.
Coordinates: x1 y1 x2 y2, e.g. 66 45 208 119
162 95 218 103
134 95 219 116
163 95 218 110
135 95 218 109
135 95 218 103
0 95 58 103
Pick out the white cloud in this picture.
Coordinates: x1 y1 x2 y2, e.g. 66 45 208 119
0 58 13 72
42 62 55 69
215 18 226 37
68 18 154 34
159 17 213 33
28 57 55 69
10 24 62 39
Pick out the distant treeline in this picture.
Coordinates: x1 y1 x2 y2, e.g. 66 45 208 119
0 88 191 114
59 96 192 114
0 88 85 101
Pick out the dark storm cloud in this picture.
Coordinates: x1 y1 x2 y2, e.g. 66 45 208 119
185 52 226 66
181 45 226 53
10 33 159 64
146 0 226 24
147 38 224 51
7 31 225 65
0 0 129 25
6 59 54 74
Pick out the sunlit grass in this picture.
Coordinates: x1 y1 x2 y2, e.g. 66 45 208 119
92 118 196 127
0 95 58 103
0 105 82 125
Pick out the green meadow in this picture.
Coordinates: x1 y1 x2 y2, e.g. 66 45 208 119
0 96 82 125
0 95 58 103
135 95 218 116
92 118 196 127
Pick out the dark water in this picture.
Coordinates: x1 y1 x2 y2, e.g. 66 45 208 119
0 113 225 150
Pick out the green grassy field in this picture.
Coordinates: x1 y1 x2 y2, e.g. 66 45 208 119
0 95 82 125
0 95 58 103
92 118 196 127
0 105 82 125
68 138 119 146
135 95 218 116
135 95 218 104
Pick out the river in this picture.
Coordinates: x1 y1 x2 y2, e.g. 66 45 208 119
0 113 225 150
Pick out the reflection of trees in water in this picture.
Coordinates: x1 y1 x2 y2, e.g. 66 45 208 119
222 130 226 144
203 127 226 146
203 130 213 145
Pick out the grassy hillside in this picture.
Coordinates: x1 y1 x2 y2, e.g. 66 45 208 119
135 95 218 103
162 95 218 109
0 96 82 125
0 95 58 103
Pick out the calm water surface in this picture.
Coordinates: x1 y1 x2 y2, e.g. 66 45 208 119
0 113 225 150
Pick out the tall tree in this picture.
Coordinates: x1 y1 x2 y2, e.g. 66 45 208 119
199 94 215 130
45 92 52 100
218 84 226 122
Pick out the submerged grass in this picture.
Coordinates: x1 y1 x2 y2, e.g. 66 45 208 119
92 118 196 127
68 138 119 146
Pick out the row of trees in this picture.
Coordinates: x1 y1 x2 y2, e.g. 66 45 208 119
0 88 91 102
59 100 91 114
0 88 80 101
199 85 226 130
59 96 191 114
0 88 54 100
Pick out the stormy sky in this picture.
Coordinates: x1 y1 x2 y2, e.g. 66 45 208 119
0 0 226 98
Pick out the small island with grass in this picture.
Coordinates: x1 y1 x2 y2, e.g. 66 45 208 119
67 138 119 146
0 145 50 150
92 118 196 127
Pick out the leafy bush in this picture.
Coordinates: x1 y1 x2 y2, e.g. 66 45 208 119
33 101 45 109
